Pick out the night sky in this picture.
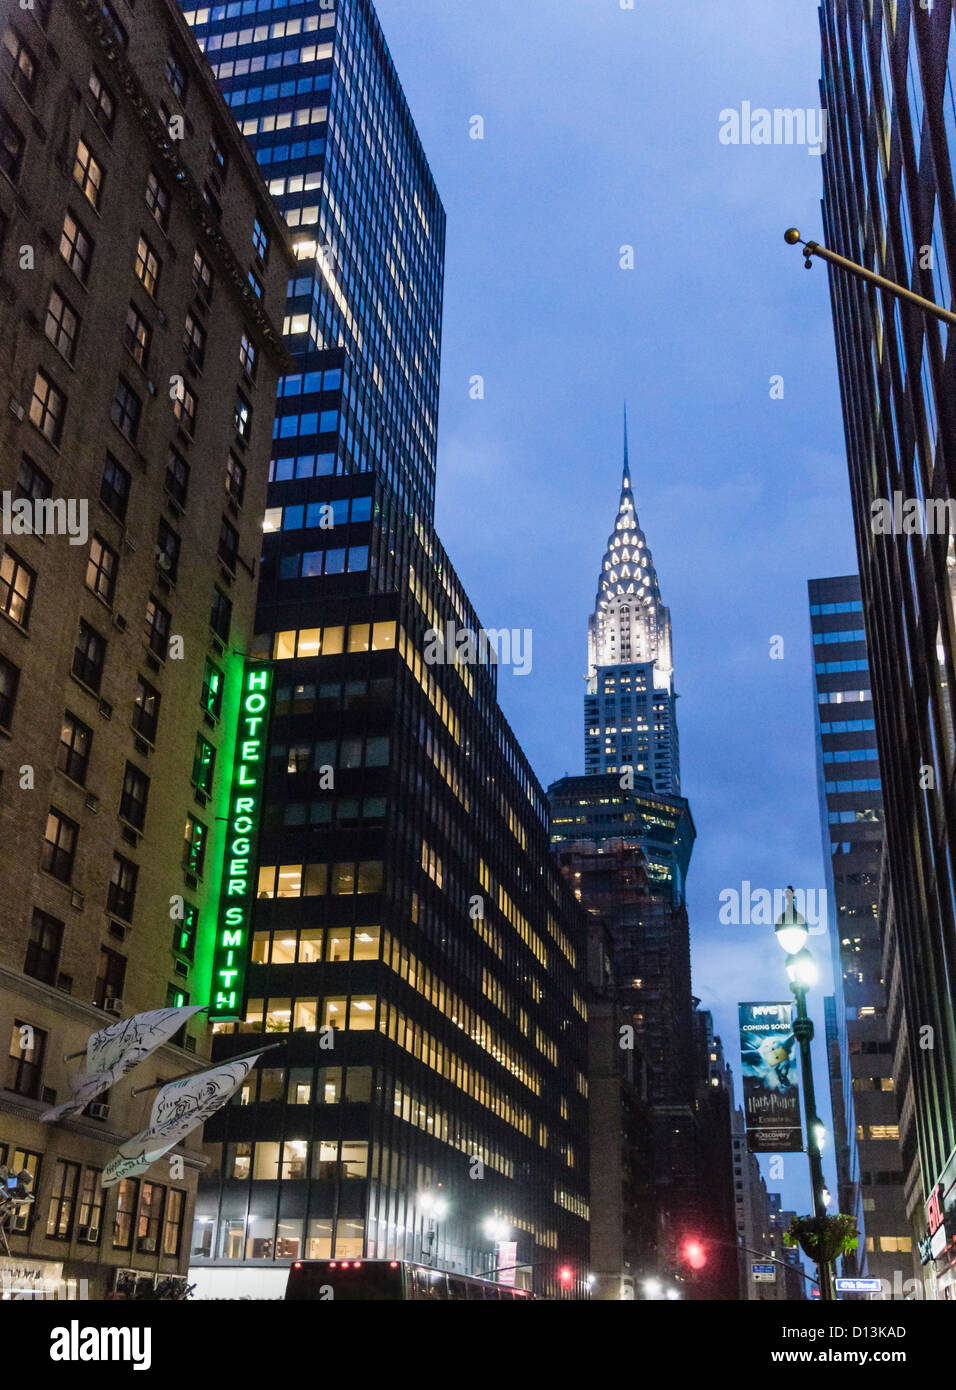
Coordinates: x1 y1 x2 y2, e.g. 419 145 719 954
374 0 857 1223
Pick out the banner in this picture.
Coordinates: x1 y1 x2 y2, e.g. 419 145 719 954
101 1053 265 1187
738 1001 802 1152
40 1007 206 1123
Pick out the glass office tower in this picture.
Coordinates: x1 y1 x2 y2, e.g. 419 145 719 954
818 0 956 1291
180 0 591 1298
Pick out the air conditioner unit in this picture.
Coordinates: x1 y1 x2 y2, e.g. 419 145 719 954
87 1103 110 1121
98 700 113 721
105 997 124 1015
156 548 173 573
71 890 84 910
78 1225 99 1243
109 922 129 942
139 1238 157 1253
112 613 128 632
123 531 137 551
85 793 99 812
8 397 24 421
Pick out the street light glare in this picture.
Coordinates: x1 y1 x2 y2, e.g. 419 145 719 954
785 948 819 988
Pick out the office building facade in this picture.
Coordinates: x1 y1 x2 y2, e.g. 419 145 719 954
0 0 291 1296
818 0 955 1292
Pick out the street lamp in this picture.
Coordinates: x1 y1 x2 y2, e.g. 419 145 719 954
643 1277 662 1300
774 892 834 1302
418 1190 448 1266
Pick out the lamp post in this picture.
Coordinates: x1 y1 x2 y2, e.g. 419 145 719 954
419 1190 448 1267
774 886 834 1302
783 228 956 328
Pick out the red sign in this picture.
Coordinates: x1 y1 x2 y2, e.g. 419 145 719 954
928 1185 944 1238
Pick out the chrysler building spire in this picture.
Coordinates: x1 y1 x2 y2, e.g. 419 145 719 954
584 415 680 794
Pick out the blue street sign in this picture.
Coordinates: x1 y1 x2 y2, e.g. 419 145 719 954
835 1278 883 1293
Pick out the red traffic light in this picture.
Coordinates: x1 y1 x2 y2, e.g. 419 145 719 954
558 1266 574 1287
683 1239 707 1270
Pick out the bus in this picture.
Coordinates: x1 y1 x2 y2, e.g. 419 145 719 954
285 1259 534 1301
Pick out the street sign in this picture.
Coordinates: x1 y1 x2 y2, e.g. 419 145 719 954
752 1263 776 1283
834 1278 883 1293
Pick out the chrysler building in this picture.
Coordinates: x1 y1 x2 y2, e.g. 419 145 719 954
585 414 680 794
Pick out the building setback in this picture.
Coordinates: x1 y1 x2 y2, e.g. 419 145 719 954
180 0 591 1299
808 575 908 1295
0 0 291 1296
818 0 955 1292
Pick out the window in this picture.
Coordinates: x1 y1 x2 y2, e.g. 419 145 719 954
73 139 104 209
124 303 150 367
134 235 160 295
233 391 251 440
100 1 127 49
165 446 189 507
119 761 149 830
112 1178 139 1249
111 377 141 442
225 452 246 504
201 660 223 719
184 814 206 875
239 332 256 378
73 619 106 691
0 107 24 183
136 1182 165 1253
165 50 187 100
77 1169 103 1243
132 674 160 742
183 310 206 369
192 734 215 794
218 516 239 571
210 588 231 642
202 181 222 222
252 216 269 261
15 455 51 507
100 453 130 519
24 908 63 985
208 129 228 174
86 68 115 134
163 1188 184 1254
143 596 170 660
0 652 19 728
29 369 65 444
0 547 35 626
60 210 94 282
2 27 37 100
45 287 80 361
6 1020 46 1098
145 170 170 230
46 1161 81 1241
58 711 92 783
107 853 138 921
86 534 118 603
94 944 126 1009
173 382 197 434
247 269 263 299
156 518 181 582
192 247 213 300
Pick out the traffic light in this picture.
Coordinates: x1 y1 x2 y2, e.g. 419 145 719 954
682 1238 707 1271
558 1265 574 1290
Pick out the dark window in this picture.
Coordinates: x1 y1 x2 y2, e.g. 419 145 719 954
0 107 24 183
143 595 170 659
94 945 126 1009
192 734 215 794
46 1160 81 1241
156 518 180 582
73 138 104 209
24 908 62 985
239 332 256 379
225 452 246 505
0 652 19 728
192 247 213 300
107 853 138 921
60 210 94 282
209 130 228 174
2 27 37 101
145 169 170 230
201 660 223 719
132 674 160 742
6 1020 46 1098
73 619 106 691
163 1189 185 1257
182 310 206 370
111 377 140 441
111 1177 139 1250
86 534 118 603
252 215 269 262
218 516 238 571
173 904 197 962
165 446 189 507
100 2 128 50
173 382 196 434
210 588 231 641
77 1169 104 1243
29 369 65 444
16 455 51 504
136 1182 165 1253
0 547 35 626
86 68 115 135
134 235 160 295
119 761 149 830
124 303 150 367
42 807 78 882
100 453 130 519
202 182 221 222
44 288 80 361
57 711 92 784
183 815 206 875
164 50 187 100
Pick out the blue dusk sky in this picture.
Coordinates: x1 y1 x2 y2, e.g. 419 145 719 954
375 0 857 1217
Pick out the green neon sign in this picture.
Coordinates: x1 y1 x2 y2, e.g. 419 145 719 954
209 662 273 1021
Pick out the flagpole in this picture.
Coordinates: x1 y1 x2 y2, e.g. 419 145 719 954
129 1042 282 1096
